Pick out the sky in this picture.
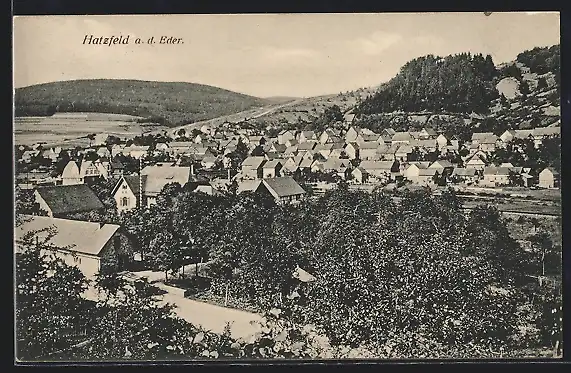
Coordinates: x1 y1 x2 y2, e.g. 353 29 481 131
13 12 560 98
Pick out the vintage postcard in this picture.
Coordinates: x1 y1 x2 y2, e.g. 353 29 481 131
13 12 562 362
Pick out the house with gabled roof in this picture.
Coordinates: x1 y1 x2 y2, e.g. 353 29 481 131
319 129 334 144
329 143 347 159
270 143 287 154
417 168 440 186
298 131 317 143
391 132 413 145
278 130 296 145
344 126 362 143
61 161 83 186
450 167 479 185
344 142 359 160
436 134 448 149
394 144 414 161
539 167 560 189
298 158 314 171
481 167 511 187
358 141 380 160
429 160 454 171
262 159 284 178
255 177 306 204
284 145 299 158
403 162 430 183
122 145 149 159
120 165 206 208
236 179 261 195
285 138 299 148
283 156 303 174
378 143 400 161
351 167 369 184
111 175 142 213
356 133 381 146
321 159 352 179
297 141 316 152
471 132 494 145
15 215 132 279
532 127 560 148
241 156 267 179
478 134 498 152
418 128 437 139
359 160 399 182
34 184 105 218
465 154 487 171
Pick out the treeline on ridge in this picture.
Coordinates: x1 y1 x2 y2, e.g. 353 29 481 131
356 53 499 115
14 79 268 126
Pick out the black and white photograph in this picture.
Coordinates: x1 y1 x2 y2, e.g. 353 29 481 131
13 12 562 361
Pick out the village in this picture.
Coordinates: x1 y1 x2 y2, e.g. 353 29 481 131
14 110 561 294
16 111 561 200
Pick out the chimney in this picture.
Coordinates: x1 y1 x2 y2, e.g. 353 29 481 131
228 168 231 181
191 163 195 175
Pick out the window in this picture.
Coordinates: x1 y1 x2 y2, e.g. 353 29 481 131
121 197 129 206
122 183 128 189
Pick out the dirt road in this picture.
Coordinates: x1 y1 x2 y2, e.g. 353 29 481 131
157 290 263 340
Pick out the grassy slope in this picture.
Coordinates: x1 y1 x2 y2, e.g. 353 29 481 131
14 79 269 126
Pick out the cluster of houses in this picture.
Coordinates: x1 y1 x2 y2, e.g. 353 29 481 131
15 117 561 283
17 122 561 202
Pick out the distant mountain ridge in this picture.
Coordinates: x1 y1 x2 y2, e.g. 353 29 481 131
14 79 269 127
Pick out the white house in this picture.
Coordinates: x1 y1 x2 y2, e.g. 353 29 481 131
538 167 560 189
15 215 129 279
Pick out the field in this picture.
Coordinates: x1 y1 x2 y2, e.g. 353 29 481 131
14 116 169 146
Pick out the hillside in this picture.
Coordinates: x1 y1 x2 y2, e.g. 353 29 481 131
14 79 269 127
349 45 560 140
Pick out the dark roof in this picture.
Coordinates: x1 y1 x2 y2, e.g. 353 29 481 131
111 158 125 169
259 177 306 198
35 184 104 215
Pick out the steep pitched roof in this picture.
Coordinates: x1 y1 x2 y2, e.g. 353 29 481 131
263 159 283 169
471 132 494 141
111 175 146 204
35 184 104 215
241 156 266 169
259 177 306 198
360 134 381 142
452 168 477 177
299 158 314 168
61 161 80 179
359 141 380 150
483 167 511 175
359 160 396 170
297 142 316 151
140 165 193 195
15 215 120 256
430 160 454 168
321 158 351 171
418 168 440 177
541 167 560 176
513 129 534 139
272 143 287 153
392 132 412 141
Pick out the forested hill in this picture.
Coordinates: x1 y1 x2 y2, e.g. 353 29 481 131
356 53 499 115
14 79 269 126
355 45 560 116
352 45 560 139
